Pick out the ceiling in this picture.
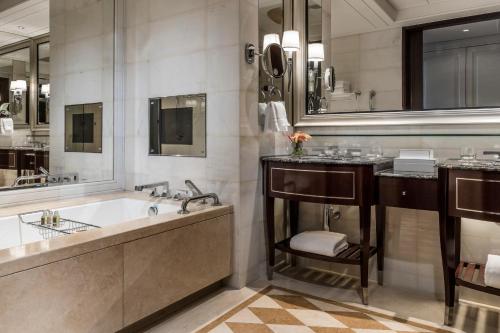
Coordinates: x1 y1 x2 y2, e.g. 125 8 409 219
424 19 500 43
0 0 49 48
332 0 500 38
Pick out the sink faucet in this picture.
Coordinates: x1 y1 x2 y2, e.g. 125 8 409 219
178 193 221 214
12 174 48 187
135 181 171 198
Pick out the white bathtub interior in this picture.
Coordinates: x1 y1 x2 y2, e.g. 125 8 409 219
0 198 180 252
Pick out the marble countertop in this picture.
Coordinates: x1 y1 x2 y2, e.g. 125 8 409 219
262 155 394 166
438 158 500 172
0 191 233 277
0 146 49 152
375 169 438 179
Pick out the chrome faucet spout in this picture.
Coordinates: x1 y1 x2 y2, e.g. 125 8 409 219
178 193 221 214
134 181 171 198
185 180 203 196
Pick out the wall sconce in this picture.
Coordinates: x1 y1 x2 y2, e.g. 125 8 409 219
308 43 325 62
41 83 50 98
282 30 300 53
245 30 300 65
263 33 280 50
10 80 27 113
10 80 27 97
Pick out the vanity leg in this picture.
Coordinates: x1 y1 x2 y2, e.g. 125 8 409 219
264 196 275 280
359 205 371 305
376 205 386 286
439 213 459 325
289 200 299 267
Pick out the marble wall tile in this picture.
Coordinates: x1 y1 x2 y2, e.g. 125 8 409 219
49 0 115 183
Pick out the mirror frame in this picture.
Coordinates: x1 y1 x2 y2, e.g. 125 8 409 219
292 1 500 129
0 40 33 130
262 43 288 79
33 35 50 131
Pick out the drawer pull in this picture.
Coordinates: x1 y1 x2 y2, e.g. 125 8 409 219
401 191 407 196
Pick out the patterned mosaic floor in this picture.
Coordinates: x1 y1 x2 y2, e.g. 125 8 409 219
196 287 454 333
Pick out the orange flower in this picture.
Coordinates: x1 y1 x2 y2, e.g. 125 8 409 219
288 131 312 143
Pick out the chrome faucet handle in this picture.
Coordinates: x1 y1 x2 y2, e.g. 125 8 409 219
151 184 171 198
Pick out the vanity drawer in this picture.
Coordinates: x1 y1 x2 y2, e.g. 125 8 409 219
268 164 361 204
449 170 500 221
378 177 438 211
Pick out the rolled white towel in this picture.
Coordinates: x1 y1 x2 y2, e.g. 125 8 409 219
485 254 500 289
290 231 348 257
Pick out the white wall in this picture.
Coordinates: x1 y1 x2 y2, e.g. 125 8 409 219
49 0 115 183
124 0 266 287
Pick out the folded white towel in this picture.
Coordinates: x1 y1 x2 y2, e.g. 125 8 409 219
264 101 290 133
290 231 349 257
258 103 267 130
485 254 500 289
0 118 13 136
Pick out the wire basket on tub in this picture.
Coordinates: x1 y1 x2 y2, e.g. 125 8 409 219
18 210 101 240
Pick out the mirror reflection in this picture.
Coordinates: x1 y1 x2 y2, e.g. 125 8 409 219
0 0 115 191
305 0 500 115
37 41 49 125
0 47 30 125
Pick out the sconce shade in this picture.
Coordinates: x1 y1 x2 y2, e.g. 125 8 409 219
282 30 300 52
308 43 324 62
263 33 280 49
10 80 27 92
41 83 50 96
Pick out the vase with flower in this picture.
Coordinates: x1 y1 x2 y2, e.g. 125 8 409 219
288 131 312 158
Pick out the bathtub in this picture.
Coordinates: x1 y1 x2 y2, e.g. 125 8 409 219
0 198 179 251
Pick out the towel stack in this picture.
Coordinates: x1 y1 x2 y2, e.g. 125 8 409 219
485 254 500 289
0 118 13 136
264 101 290 133
290 231 348 257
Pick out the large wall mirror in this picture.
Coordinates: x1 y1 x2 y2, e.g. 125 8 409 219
294 0 500 125
0 0 115 191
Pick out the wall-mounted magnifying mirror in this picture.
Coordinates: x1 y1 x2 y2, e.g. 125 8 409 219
262 43 287 79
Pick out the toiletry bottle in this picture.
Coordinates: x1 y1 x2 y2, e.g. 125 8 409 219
40 211 48 225
53 211 61 228
47 211 54 227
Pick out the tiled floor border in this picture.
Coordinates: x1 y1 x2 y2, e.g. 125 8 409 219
196 286 459 333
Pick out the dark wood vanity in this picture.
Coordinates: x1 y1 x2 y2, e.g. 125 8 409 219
0 148 49 177
262 156 392 304
262 155 500 321
438 161 500 325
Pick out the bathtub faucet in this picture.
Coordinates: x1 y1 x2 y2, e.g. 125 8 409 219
178 193 221 214
135 181 171 198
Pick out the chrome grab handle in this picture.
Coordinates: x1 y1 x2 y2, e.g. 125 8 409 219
178 193 221 215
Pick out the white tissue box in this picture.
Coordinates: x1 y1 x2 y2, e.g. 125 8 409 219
394 158 436 173
399 149 434 160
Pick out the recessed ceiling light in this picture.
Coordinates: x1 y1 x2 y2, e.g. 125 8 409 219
463 28 470 32
17 25 25 30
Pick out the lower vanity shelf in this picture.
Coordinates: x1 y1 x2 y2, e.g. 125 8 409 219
456 261 500 296
275 238 377 265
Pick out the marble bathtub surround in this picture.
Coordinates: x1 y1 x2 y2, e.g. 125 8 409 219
0 191 232 278
0 192 233 332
